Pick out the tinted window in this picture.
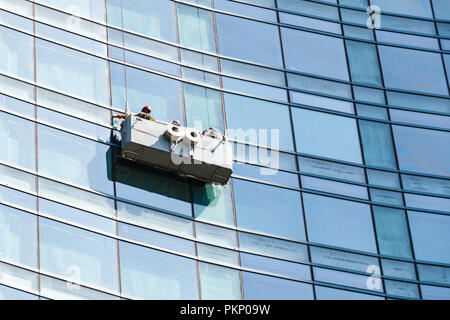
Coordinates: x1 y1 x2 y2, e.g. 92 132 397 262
243 271 314 299
281 28 349 80
292 109 362 163
119 242 198 299
408 211 450 264
379 46 448 95
225 93 294 151
303 193 377 253
216 13 283 68
233 179 306 241
39 218 119 292
393 125 450 177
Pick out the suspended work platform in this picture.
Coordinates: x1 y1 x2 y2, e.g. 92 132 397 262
120 116 233 185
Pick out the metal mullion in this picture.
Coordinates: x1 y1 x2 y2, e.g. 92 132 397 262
339 0 387 299
274 0 317 300
30 0 42 297
369 0 423 298
208 0 245 301
429 0 450 97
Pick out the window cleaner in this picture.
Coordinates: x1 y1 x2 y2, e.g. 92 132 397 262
137 105 155 121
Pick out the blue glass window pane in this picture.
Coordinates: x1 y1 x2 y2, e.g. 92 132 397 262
124 49 180 77
393 125 450 177
118 222 195 256
233 179 306 241
303 193 377 253
39 198 116 235
238 231 309 263
37 107 111 143
0 94 34 118
195 222 237 249
243 271 314 300
278 0 339 19
292 108 363 163
346 40 382 86
0 185 36 212
379 46 448 95
371 0 433 18
314 267 384 293
358 120 397 169
281 28 349 80
0 5 33 33
290 91 353 114
216 13 283 68
408 211 450 264
405 194 450 213
193 182 235 226
418 264 450 286
38 177 116 217
381 258 416 280
225 93 294 151
115 168 192 218
0 285 38 300
390 109 450 130
36 40 109 105
177 3 215 52
215 0 277 22
387 91 450 114
106 0 121 26
421 285 450 300
119 0 176 42
432 0 450 20
199 262 241 299
372 206 412 259
310 245 379 274
0 25 34 81
37 0 106 22
234 162 299 189
38 125 114 195
315 286 383 300
110 62 127 110
339 0 368 9
280 12 341 34
240 252 311 281
124 66 184 124
301 175 368 199
376 30 439 50
117 200 193 238
381 16 435 36
184 84 223 133
119 241 198 299
299 156 366 183
35 22 107 57
402 174 450 198
0 205 37 268
39 217 119 292
0 112 35 171
222 76 287 102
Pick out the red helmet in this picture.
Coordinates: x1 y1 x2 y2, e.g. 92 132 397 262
142 106 151 113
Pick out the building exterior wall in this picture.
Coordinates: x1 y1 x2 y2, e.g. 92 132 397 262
0 0 449 300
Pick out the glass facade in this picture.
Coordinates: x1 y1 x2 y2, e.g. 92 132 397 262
0 0 449 300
